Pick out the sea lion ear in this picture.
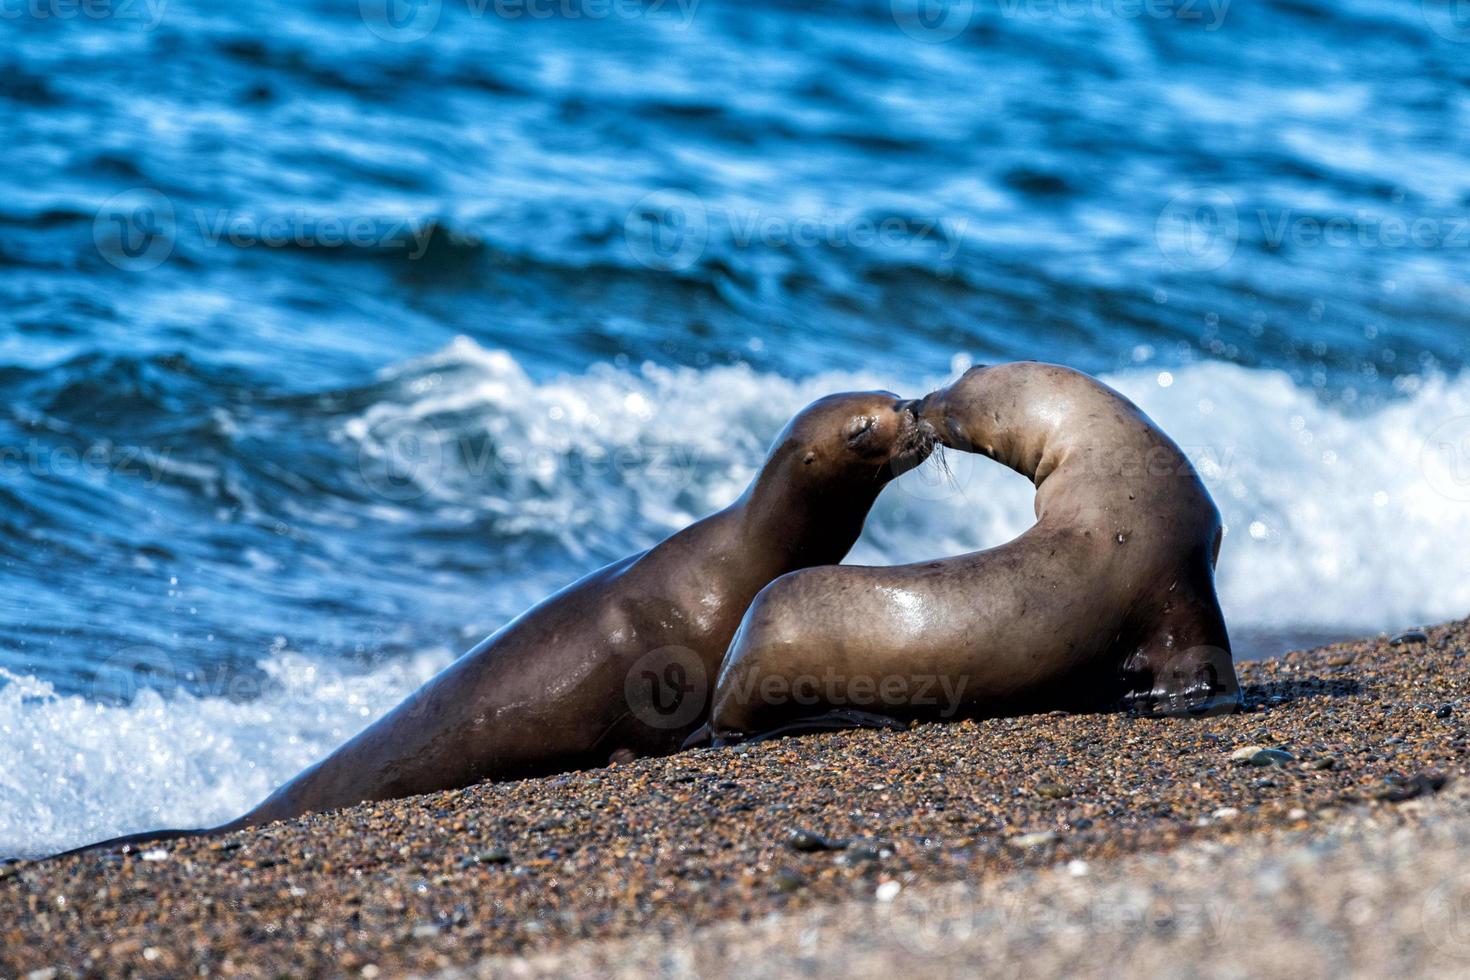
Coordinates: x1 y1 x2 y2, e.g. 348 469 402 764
802 450 818 465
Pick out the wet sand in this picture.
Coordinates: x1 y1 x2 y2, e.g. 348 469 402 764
2 619 1466 978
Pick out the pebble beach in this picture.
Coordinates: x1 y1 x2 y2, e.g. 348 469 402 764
3 619 1467 978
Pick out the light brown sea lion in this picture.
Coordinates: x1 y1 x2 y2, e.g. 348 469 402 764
696 362 1242 745
65 390 933 855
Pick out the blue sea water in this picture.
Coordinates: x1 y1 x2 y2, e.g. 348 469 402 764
2 0 1469 856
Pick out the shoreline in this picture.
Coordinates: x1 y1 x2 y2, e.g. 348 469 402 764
3 619 1467 976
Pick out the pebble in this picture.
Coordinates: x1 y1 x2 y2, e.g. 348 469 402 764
1010 831 1060 848
787 829 847 853
473 849 512 866
838 842 891 865
1230 747 1295 766
875 880 902 902
1390 629 1429 646
770 869 804 893
5 620 1469 979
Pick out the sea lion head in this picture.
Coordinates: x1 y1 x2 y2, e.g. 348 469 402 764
777 390 935 484
912 364 996 453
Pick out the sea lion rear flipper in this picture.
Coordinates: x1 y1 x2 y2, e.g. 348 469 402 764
737 708 908 744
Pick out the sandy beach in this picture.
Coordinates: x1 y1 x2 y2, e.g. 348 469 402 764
3 619 1467 978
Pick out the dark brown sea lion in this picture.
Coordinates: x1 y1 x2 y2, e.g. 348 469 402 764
697 362 1242 745
65 390 933 855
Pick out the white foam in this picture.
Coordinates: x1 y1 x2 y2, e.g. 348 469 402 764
5 342 1468 857
0 650 451 859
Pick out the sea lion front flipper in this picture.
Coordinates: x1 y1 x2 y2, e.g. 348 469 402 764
1120 582 1243 717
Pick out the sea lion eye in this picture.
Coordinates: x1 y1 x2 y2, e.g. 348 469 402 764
844 415 877 446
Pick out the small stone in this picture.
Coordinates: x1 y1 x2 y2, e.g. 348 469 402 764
1306 757 1338 771
1436 704 1454 719
787 829 847 853
1374 772 1448 803
1288 808 1308 821
1230 747 1294 766
1390 629 1429 646
1035 782 1073 799
875 880 902 902
1212 807 1240 820
771 868 804 893
474 849 512 866
1326 653 1354 667
1067 859 1089 877
1009 831 1059 848
26 970 58 980
839 841 890 864
139 849 170 862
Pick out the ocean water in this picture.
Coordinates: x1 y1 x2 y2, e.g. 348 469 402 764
2 1 1468 857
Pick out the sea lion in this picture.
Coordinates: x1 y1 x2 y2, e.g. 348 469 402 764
66 390 933 854
695 362 1242 745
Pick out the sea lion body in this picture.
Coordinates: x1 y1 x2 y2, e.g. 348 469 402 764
703 362 1242 743
67 390 932 853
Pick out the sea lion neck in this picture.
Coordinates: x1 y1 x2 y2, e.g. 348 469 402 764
733 450 883 569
